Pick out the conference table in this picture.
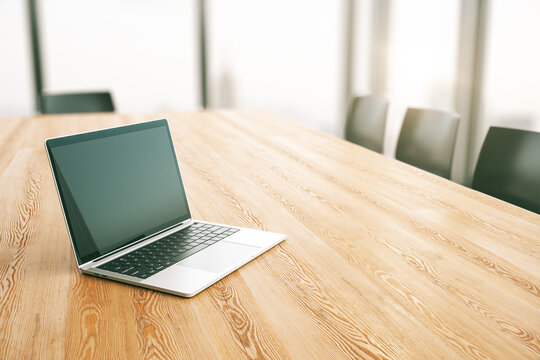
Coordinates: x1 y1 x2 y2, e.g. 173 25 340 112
0 110 538 359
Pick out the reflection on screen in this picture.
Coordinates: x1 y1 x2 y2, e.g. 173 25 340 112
47 120 190 264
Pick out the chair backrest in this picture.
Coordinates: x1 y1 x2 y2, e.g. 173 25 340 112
345 95 389 153
41 92 115 114
395 107 460 179
472 126 540 214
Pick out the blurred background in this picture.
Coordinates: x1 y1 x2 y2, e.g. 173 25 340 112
1 0 539 186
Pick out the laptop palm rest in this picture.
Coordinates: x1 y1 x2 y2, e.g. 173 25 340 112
178 241 259 273
141 241 259 296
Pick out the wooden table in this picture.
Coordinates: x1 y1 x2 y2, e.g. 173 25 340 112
0 110 539 359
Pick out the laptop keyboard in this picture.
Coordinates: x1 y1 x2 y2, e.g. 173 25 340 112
97 222 239 279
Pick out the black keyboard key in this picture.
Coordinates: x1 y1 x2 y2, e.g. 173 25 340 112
171 244 207 262
121 266 134 274
213 227 228 234
127 268 142 277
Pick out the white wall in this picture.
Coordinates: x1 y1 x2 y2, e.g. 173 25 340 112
480 0 540 136
0 1 34 116
40 0 199 113
381 0 460 157
353 0 373 97
207 0 344 135
0 0 199 117
2 0 345 133
3 0 539 154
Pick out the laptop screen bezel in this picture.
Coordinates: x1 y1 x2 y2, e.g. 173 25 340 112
45 119 192 266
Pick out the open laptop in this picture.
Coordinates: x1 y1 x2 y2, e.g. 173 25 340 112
45 119 285 297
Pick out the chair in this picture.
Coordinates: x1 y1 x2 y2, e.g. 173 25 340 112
345 95 389 153
472 126 540 214
395 108 460 179
41 91 115 114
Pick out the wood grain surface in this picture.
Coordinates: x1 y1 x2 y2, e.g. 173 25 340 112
0 110 538 359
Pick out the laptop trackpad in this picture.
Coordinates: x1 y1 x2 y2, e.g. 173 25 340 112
177 241 258 274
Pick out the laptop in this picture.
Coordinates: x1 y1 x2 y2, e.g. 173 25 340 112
45 119 285 297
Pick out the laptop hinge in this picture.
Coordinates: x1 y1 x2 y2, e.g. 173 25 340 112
79 219 193 269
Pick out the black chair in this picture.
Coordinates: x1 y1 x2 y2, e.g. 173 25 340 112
345 95 389 153
395 108 460 179
472 126 540 214
41 92 115 114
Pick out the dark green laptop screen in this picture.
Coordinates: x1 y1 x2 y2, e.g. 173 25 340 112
46 119 191 265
